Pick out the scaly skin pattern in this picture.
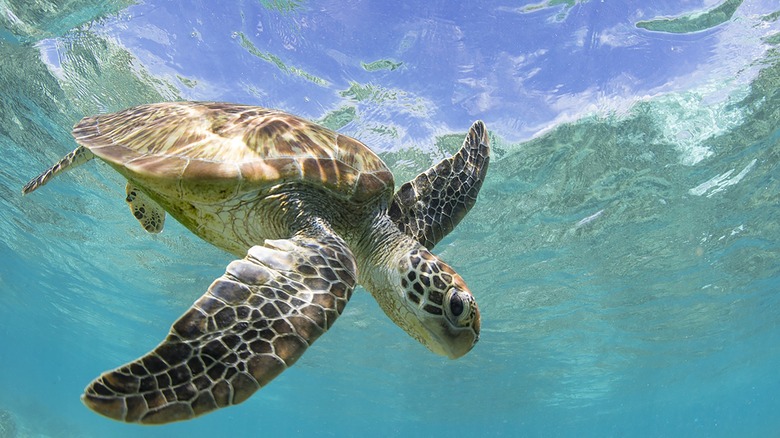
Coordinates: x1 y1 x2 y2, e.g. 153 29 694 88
21 102 490 424
82 226 357 424
357 223 481 360
389 120 490 250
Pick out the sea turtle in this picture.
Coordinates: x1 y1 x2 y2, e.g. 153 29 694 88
22 101 490 424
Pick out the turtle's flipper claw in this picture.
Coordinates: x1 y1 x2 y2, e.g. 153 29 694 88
82 228 356 424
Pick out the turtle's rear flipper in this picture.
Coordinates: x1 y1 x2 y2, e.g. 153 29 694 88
22 146 95 195
82 225 357 424
389 121 490 249
126 183 166 234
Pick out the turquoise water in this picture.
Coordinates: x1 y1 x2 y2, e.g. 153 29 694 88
1 1 779 436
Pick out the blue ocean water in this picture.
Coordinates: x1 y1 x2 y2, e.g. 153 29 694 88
1 0 779 436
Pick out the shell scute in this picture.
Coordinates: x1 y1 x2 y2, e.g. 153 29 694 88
354 171 393 202
124 155 188 178
238 158 293 183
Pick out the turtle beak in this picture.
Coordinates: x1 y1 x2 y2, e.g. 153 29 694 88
442 316 480 359
426 312 480 359
443 334 478 359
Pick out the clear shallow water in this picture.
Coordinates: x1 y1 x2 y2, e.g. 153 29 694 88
1 1 779 436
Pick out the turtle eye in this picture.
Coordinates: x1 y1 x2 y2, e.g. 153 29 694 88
449 293 464 317
445 288 472 326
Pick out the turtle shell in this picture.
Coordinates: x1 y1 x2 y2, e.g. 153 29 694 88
72 101 394 203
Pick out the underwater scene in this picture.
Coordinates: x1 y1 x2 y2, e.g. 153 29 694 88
1 0 779 436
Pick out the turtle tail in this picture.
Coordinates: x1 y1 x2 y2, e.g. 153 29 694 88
22 146 95 195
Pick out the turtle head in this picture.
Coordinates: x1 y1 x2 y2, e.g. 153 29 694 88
394 248 480 359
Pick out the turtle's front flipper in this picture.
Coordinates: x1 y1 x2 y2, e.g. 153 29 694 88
22 146 95 195
82 227 356 424
389 121 490 249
